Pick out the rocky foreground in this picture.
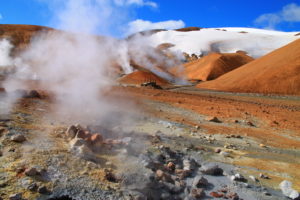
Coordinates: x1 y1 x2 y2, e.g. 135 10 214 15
0 87 299 200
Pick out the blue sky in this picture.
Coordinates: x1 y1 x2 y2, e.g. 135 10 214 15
0 0 300 36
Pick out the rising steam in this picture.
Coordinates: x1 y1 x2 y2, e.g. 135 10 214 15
0 39 13 68
0 0 186 122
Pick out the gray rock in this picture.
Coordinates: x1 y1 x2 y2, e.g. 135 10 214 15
38 185 50 194
192 176 209 188
214 148 221 153
10 134 26 143
69 137 86 148
27 183 38 192
206 116 221 123
190 188 205 199
280 180 299 200
66 125 77 139
183 158 198 171
0 181 7 188
264 192 272 196
231 173 247 182
27 90 41 98
24 167 38 176
259 173 270 179
200 164 223 176
249 175 258 182
9 193 22 200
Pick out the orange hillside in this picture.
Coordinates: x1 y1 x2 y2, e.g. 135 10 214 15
0 24 52 55
197 39 300 95
184 52 254 81
118 70 170 86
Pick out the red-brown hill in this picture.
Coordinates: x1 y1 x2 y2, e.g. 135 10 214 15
184 52 254 81
197 39 300 95
0 24 52 55
118 70 170 86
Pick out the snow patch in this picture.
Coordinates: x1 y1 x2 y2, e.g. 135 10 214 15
148 27 298 58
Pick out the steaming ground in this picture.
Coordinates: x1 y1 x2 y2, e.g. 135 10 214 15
0 1 299 199
0 85 299 199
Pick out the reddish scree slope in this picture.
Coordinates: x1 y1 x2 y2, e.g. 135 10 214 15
198 39 300 95
184 52 254 81
119 70 169 86
0 24 52 55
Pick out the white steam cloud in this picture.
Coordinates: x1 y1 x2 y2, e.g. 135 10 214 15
127 34 186 83
1 0 186 122
255 3 300 29
0 39 13 67
127 19 185 35
1 0 134 123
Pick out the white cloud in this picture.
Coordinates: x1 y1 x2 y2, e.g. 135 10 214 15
113 0 158 8
127 19 185 34
281 3 300 21
255 3 300 29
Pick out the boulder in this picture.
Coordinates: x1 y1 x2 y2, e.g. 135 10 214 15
76 129 86 139
166 162 176 171
27 183 38 192
192 176 209 188
247 121 255 127
24 167 38 176
259 173 270 179
175 169 191 179
231 174 247 182
66 125 77 139
27 90 41 98
9 193 22 200
190 188 205 199
214 148 221 153
90 134 103 146
156 169 173 183
249 175 258 182
206 116 221 123
183 158 198 171
200 164 223 176
38 185 50 194
279 180 300 200
10 134 26 143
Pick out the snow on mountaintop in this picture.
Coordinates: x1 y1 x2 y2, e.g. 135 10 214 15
148 27 299 58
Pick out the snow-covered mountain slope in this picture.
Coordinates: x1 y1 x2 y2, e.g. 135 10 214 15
148 27 300 58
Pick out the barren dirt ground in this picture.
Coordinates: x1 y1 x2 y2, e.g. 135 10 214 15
0 85 299 200
122 86 300 187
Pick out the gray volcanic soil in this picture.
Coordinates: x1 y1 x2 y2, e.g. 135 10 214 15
0 88 299 200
